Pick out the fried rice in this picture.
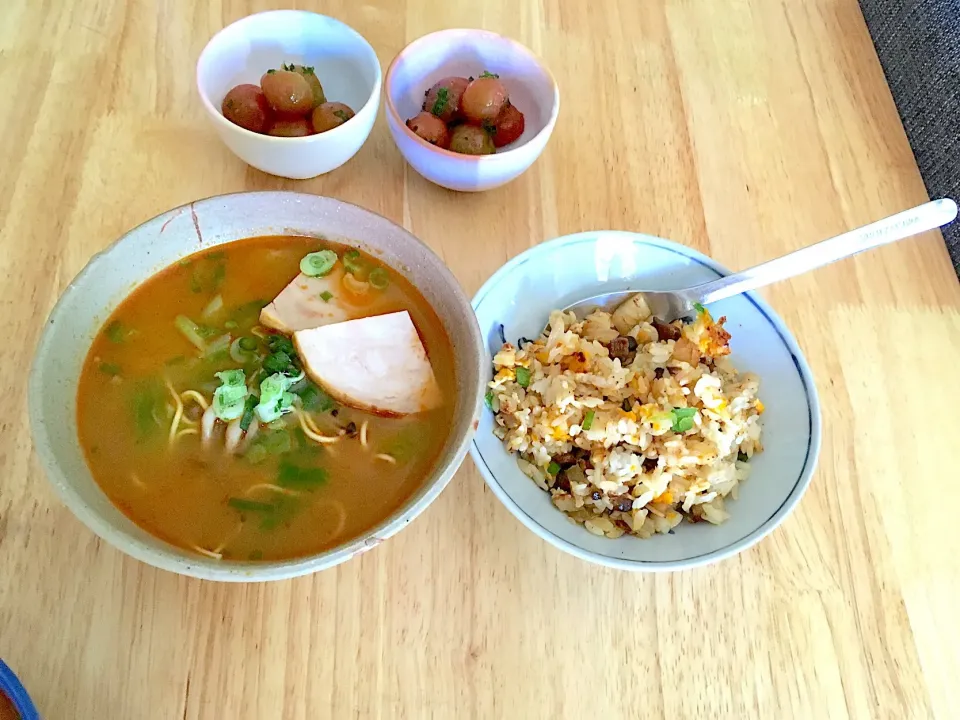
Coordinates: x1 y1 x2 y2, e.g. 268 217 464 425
487 297 764 539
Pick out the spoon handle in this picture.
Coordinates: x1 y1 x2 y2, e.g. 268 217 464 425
685 198 958 306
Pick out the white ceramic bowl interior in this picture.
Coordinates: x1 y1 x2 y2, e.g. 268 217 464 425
196 11 382 180
385 29 560 192
30 192 484 581
470 232 822 571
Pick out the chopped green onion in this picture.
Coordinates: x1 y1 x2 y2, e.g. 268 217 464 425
260 430 292 454
368 267 389 290
263 351 293 374
98 362 122 376
189 257 226 294
213 369 248 421
245 444 268 465
105 320 129 344
227 497 275 513
267 334 295 356
255 372 302 423
547 461 561 476
582 409 595 430
298 384 335 413
239 395 258 431
737 451 749 463
174 315 207 352
515 367 532 388
479 70 500 79
693 302 706 314
319 290 333 302
205 334 232 358
484 390 494 410
131 379 163 442
670 407 697 433
201 294 224 320
238 337 257 351
342 249 364 275
277 461 328 488
224 320 239 330
230 338 251 364
300 250 338 277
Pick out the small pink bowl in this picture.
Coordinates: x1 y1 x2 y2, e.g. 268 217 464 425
385 29 560 192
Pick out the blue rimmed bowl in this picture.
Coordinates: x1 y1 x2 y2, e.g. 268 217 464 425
470 231 821 571
0 660 39 720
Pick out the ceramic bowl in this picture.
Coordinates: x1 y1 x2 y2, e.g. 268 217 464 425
29 192 485 581
0 660 39 720
385 29 560 192
196 11 381 179
470 231 822 571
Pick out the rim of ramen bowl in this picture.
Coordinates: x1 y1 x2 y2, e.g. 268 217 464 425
29 191 484 581
469 230 822 572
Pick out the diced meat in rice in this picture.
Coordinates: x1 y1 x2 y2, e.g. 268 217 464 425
487 299 763 539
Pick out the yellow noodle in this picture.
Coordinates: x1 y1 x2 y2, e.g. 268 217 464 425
374 453 397 464
292 407 341 444
212 523 244 555
176 427 198 440
360 420 369 448
317 499 348 542
165 378 184 447
180 390 209 411
244 483 301 498
250 325 269 339
192 546 222 560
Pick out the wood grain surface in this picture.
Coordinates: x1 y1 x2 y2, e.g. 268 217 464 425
2 1 958 718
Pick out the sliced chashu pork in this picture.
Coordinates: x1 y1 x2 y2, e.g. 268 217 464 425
260 266 354 334
293 311 442 417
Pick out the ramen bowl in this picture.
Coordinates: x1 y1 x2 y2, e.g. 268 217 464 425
29 192 484 581
471 231 822 571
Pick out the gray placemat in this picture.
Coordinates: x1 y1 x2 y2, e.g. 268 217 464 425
859 0 960 275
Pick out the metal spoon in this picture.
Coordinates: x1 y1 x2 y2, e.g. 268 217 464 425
564 198 958 322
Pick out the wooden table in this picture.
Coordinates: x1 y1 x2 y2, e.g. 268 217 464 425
2 1 958 718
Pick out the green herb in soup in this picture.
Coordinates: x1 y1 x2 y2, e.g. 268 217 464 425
76 236 455 561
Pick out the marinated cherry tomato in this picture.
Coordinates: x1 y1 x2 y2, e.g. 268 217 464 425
406 111 451 148
221 84 273 133
448 124 495 155
460 74 508 124
422 76 469 123
260 69 314 116
267 117 313 137
492 103 525 147
312 102 356 133
283 63 326 107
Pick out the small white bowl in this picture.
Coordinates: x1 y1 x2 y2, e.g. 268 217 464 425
471 232 822 571
196 10 381 179
385 29 560 192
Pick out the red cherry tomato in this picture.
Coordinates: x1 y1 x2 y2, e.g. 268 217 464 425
221 84 273 133
422 76 469 123
461 76 508 124
406 111 451 148
267 117 314 137
260 69 314 116
492 103 525 147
